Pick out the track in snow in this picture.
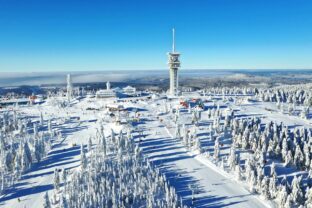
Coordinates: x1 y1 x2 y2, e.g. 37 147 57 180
136 115 267 207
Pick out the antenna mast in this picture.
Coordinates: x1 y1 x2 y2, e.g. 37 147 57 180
172 28 175 52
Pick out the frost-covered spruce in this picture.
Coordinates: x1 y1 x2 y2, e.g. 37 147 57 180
228 144 236 171
53 169 60 191
229 117 312 172
51 128 187 208
0 110 53 192
43 191 51 208
213 137 220 160
291 175 305 205
305 187 312 208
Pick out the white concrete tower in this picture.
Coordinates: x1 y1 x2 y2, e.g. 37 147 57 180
106 81 111 90
66 74 73 101
168 28 181 96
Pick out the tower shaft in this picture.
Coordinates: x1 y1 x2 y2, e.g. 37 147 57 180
67 74 73 101
169 68 178 95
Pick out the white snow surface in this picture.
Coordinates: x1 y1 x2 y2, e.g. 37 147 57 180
1 94 309 208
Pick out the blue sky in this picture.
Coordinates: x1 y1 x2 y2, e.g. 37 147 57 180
0 0 311 72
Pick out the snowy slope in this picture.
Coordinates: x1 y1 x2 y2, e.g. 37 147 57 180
1 92 311 207
137 117 268 207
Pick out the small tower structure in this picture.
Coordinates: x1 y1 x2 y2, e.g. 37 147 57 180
66 74 73 101
106 81 111 90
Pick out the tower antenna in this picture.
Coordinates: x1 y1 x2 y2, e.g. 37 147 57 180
172 28 175 52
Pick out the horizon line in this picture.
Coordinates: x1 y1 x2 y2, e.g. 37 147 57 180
1 68 312 73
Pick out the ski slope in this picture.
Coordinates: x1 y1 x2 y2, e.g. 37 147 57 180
137 117 268 208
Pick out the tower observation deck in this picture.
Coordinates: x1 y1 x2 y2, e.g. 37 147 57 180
167 28 181 96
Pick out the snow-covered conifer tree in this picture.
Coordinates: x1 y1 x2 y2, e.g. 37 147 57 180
235 164 241 181
22 141 32 171
48 119 52 133
40 112 44 125
249 170 256 193
213 137 220 160
294 144 304 169
269 176 277 199
34 139 42 162
54 169 60 190
277 185 288 207
80 145 87 170
303 142 310 169
61 195 68 208
270 162 277 179
261 176 270 199
305 187 312 207
228 144 236 170
33 123 38 138
282 137 289 161
88 137 92 152
291 175 304 205
284 150 293 167
43 192 51 208
111 129 115 143
175 124 181 140
62 168 67 184
284 194 293 208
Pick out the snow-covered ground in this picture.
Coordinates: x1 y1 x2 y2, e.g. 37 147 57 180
136 116 267 207
0 90 311 207
0 98 103 208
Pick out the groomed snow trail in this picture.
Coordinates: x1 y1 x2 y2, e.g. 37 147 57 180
137 115 268 207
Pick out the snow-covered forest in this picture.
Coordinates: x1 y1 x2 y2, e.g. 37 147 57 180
0 83 312 208
47 126 185 208
0 109 55 194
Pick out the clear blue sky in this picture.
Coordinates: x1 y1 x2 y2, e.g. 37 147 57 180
0 0 311 72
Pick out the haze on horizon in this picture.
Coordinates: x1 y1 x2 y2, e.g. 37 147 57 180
0 0 311 72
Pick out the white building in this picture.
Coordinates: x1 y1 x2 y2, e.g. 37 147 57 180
122 86 136 96
96 81 116 98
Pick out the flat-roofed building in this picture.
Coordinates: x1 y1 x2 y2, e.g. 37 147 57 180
96 81 117 98
122 86 136 96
